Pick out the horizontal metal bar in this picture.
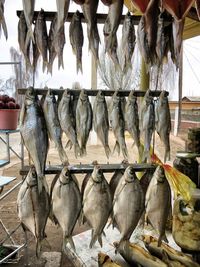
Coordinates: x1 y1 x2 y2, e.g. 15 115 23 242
17 88 169 97
0 181 23 201
20 163 157 176
0 136 21 160
0 62 21 65
0 243 26 264
16 11 141 25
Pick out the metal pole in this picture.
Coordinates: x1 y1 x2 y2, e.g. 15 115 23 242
177 46 183 135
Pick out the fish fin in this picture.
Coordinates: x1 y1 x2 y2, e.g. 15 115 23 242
76 58 83 74
98 235 103 248
38 175 49 194
89 231 98 249
58 55 64 70
121 145 128 159
74 142 81 158
65 140 73 149
63 235 76 251
36 239 42 258
105 145 111 159
113 141 120 156
42 61 48 73
25 27 35 49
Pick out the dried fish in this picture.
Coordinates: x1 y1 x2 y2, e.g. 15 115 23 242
56 0 70 33
81 0 100 65
19 87 49 194
35 9 48 72
58 89 81 158
55 23 65 70
48 15 57 75
76 89 93 156
43 88 68 165
69 10 84 73
17 166 50 258
93 90 111 158
109 92 128 159
22 0 35 47
98 252 121 267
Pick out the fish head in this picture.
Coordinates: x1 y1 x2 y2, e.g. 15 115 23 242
158 91 168 105
91 165 103 183
62 89 71 103
74 10 81 21
128 91 137 103
45 89 56 104
96 90 105 102
25 87 37 105
79 89 88 102
124 166 137 182
26 165 38 187
60 166 71 184
124 12 132 29
155 166 166 183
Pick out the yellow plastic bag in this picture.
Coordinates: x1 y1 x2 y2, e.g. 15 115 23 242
151 153 196 201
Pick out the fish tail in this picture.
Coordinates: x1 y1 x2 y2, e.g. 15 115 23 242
47 62 53 76
65 140 73 149
58 146 69 165
74 142 81 158
113 141 120 156
63 235 76 251
80 146 87 157
89 232 99 249
158 233 168 247
138 144 144 159
36 240 42 258
58 55 64 70
104 145 111 159
38 175 49 194
42 61 48 73
76 57 83 74
0 16 8 40
25 27 35 49
122 145 128 160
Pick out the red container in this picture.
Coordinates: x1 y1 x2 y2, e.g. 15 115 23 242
0 109 20 130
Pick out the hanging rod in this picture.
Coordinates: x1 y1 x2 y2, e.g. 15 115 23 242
16 11 141 25
17 88 169 97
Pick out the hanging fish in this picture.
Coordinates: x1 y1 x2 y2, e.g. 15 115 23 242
35 9 49 72
121 12 136 72
112 166 145 242
18 11 31 69
54 23 65 70
140 90 155 162
156 12 168 66
125 91 142 158
22 0 35 47
17 166 50 258
0 0 8 40
155 91 171 162
32 25 40 74
48 15 57 75
19 87 49 194
58 89 81 158
109 92 128 159
83 165 112 248
81 0 100 65
51 166 82 251
195 0 200 20
76 89 93 156
69 10 84 73
43 88 68 165
145 165 171 246
93 91 111 159
103 0 123 66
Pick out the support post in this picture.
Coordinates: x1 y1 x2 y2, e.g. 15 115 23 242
140 58 150 92
177 47 183 135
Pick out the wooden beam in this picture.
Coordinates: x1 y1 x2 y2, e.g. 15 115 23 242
16 11 141 25
187 7 200 22
19 163 157 176
17 88 169 97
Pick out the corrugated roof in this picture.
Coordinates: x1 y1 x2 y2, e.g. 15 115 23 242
124 0 200 40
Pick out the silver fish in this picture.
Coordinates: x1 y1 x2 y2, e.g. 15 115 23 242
93 90 111 159
56 0 70 34
83 165 112 248
18 11 31 70
140 90 155 162
121 12 136 72
0 0 7 40
69 10 84 73
35 9 49 72
52 166 82 251
48 15 57 75
58 89 81 158
17 166 50 258
103 0 123 66
109 92 128 159
22 0 35 47
81 0 100 65
114 241 168 267
76 89 93 156
125 91 142 158
156 12 168 66
145 165 171 246
43 88 68 165
155 91 171 162
137 16 151 67
19 87 49 194
113 166 145 242
54 23 65 70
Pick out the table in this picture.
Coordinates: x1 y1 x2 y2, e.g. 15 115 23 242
0 129 24 168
